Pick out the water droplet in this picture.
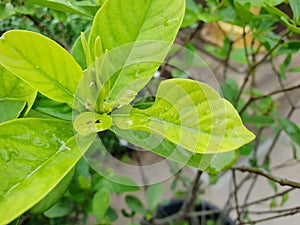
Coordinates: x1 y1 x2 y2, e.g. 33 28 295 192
32 137 45 147
35 66 40 70
12 133 30 140
26 165 41 179
89 81 95 88
0 147 9 162
58 141 71 152
164 18 179 26
124 120 133 126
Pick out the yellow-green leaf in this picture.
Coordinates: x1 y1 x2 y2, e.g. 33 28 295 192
112 79 255 154
0 65 37 115
0 30 82 106
0 119 94 224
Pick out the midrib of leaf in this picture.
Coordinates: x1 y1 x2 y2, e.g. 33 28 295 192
2 139 72 199
4 40 76 102
113 112 214 135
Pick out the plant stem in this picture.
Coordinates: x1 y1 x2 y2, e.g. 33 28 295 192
232 166 300 189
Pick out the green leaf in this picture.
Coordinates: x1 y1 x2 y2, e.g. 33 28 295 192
125 195 147 215
243 115 275 126
0 65 37 115
0 3 15 20
280 192 289 206
26 0 100 17
94 175 139 193
86 0 185 108
291 141 298 159
146 183 163 211
289 0 300 23
233 2 253 24
112 79 255 154
0 30 82 106
221 79 239 105
44 201 72 218
269 198 277 209
0 100 26 123
32 94 72 121
92 188 110 223
71 31 90 69
30 167 75 214
112 127 238 173
278 116 300 147
0 119 94 224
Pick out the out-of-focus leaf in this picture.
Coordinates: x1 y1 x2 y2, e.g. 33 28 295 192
146 183 163 211
92 188 110 222
0 3 15 20
125 195 147 215
280 192 289 206
44 201 72 218
289 0 300 23
278 116 300 147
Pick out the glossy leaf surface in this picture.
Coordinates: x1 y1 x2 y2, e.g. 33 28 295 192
0 65 37 115
0 30 82 106
0 119 94 224
113 79 255 154
85 0 185 108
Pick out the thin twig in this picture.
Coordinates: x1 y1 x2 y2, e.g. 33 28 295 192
232 170 242 224
232 166 300 189
239 83 300 114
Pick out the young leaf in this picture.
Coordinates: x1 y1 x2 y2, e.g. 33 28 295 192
92 189 110 223
0 30 82 106
87 0 185 107
278 116 300 147
0 65 37 115
146 183 163 211
112 79 255 154
0 119 95 224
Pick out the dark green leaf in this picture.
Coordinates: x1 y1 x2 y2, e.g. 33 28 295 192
44 201 72 218
278 116 300 147
0 100 26 123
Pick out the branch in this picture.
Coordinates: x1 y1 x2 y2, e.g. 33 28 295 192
232 170 242 224
239 207 300 225
234 34 287 103
232 166 300 189
239 83 300 114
